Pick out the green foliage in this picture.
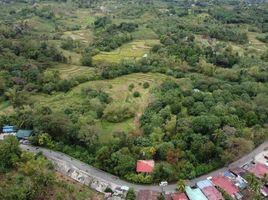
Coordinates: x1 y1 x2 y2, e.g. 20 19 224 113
217 187 233 200
128 83 135 91
143 82 150 89
0 135 21 171
126 188 136 200
133 91 141 98
94 16 111 28
103 103 135 123
0 0 268 185
80 52 92 66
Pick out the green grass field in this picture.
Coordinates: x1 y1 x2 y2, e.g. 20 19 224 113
93 39 160 64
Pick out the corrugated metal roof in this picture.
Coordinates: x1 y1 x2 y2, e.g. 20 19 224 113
172 192 188 200
247 162 268 179
16 129 33 139
137 190 159 200
2 125 16 133
202 186 223 200
211 176 239 197
185 186 208 200
197 180 213 189
136 160 155 173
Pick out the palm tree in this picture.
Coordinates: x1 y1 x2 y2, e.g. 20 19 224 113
176 180 186 193
246 173 261 197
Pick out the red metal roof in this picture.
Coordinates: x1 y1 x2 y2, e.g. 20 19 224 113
211 176 239 197
248 162 268 179
136 160 155 173
165 194 172 200
137 190 159 200
202 186 224 200
172 192 189 200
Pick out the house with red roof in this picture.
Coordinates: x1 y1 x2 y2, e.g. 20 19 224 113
137 190 159 200
197 180 223 200
211 176 240 199
172 192 189 200
136 160 155 173
247 162 268 179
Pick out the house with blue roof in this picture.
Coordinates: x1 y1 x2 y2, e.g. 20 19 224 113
185 186 208 200
196 180 213 189
16 130 33 140
2 125 16 133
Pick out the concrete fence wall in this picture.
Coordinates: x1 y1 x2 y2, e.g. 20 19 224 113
50 157 120 193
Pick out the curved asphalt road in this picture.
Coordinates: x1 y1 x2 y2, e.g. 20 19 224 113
20 141 268 192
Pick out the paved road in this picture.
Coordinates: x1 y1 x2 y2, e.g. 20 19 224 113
20 140 268 192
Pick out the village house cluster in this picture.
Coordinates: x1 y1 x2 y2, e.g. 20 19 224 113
0 125 33 143
135 154 268 200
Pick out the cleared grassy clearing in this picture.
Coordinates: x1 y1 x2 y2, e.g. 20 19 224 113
132 26 159 40
62 29 94 44
93 39 160 64
33 73 172 142
195 31 268 56
247 32 268 52
28 16 56 33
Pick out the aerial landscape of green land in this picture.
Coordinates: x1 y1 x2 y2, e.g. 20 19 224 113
0 0 268 199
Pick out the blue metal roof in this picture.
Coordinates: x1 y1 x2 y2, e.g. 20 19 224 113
196 180 213 189
16 130 33 139
2 126 16 133
185 186 208 200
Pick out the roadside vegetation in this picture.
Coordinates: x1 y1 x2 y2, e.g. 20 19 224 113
0 0 268 186
0 136 102 200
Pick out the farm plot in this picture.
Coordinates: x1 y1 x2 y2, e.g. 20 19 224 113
93 39 160 64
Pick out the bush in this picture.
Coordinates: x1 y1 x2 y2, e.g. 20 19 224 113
133 91 141 98
126 188 136 200
103 103 135 122
143 82 150 89
128 83 134 91
125 173 153 184
80 53 92 66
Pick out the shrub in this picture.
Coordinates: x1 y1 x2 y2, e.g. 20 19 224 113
128 83 134 91
143 82 150 89
133 91 141 98
80 53 92 66
103 103 135 122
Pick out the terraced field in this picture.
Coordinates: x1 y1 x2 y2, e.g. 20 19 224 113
93 39 160 64
62 29 94 44
247 31 268 52
48 64 96 80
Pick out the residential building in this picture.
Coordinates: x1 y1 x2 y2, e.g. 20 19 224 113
211 176 241 199
197 180 223 200
136 160 155 173
246 162 268 179
16 129 33 140
185 186 208 200
137 190 159 200
172 192 188 200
